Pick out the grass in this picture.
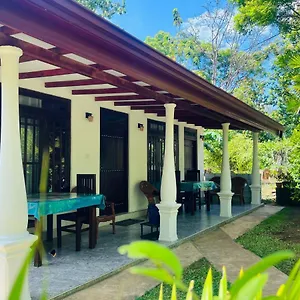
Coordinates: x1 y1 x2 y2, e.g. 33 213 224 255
138 258 223 300
236 207 300 275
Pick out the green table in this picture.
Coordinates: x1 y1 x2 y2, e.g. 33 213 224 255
28 193 105 267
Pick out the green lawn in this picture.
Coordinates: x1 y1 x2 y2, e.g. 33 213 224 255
138 258 223 300
236 207 300 275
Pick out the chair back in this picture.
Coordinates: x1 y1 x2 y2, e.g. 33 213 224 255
210 176 221 185
77 174 96 194
75 174 96 218
231 177 247 194
185 170 201 182
139 181 157 196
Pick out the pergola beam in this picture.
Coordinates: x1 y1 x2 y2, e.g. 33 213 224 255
0 31 258 131
114 100 159 106
72 87 129 95
95 95 152 101
45 78 107 87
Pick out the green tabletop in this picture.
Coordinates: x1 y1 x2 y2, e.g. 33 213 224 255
180 181 217 192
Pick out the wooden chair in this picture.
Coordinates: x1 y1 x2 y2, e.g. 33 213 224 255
232 177 248 205
139 181 160 204
96 201 116 239
57 174 96 251
185 170 201 182
208 176 221 204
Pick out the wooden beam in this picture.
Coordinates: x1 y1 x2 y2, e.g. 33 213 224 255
114 100 159 106
19 68 73 79
72 87 128 95
45 78 107 87
137 106 184 111
0 32 252 130
95 95 152 101
0 26 20 35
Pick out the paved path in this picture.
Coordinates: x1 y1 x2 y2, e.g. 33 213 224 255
63 205 287 300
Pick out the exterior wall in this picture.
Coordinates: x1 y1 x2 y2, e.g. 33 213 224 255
18 79 201 214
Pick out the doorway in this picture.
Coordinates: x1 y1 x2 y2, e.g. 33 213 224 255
100 108 128 213
184 128 197 174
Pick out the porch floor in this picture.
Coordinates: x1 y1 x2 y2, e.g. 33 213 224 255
29 204 260 300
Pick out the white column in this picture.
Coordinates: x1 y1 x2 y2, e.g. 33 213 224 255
196 126 205 181
218 123 233 217
178 123 185 181
0 46 37 300
157 103 180 242
251 132 261 205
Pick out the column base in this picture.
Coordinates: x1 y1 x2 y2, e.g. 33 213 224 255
251 185 261 205
0 233 37 300
218 192 233 218
157 203 180 242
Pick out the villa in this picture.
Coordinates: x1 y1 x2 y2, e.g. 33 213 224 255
0 0 284 299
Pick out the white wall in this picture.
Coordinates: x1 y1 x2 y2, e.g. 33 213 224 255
18 79 201 214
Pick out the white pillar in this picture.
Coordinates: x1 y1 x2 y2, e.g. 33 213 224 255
178 123 185 181
157 103 180 242
0 46 37 300
196 126 205 181
251 132 261 205
218 123 233 217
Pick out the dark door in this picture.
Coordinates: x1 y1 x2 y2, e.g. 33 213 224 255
147 119 179 184
100 108 128 213
0 90 71 194
184 128 197 173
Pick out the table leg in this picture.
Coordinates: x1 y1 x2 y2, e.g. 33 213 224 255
89 206 97 249
34 219 43 267
205 191 211 211
47 214 53 241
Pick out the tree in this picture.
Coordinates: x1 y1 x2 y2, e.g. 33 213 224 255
76 0 126 18
233 0 300 121
146 1 275 107
232 0 300 33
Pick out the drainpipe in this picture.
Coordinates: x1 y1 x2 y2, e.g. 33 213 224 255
157 103 180 242
0 46 37 300
218 123 233 217
251 132 261 204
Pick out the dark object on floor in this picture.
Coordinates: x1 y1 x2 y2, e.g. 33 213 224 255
49 249 57 257
57 174 96 251
276 187 300 206
96 201 116 237
115 219 144 226
140 221 159 240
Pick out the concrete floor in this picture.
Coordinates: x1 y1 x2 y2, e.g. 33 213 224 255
29 204 260 300
64 205 287 300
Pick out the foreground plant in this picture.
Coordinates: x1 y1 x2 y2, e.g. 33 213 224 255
119 241 300 299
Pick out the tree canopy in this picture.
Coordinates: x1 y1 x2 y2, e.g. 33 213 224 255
76 0 126 18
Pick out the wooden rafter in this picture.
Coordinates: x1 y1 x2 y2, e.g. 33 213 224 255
95 95 151 101
45 78 107 87
0 32 256 130
114 100 158 106
72 87 129 95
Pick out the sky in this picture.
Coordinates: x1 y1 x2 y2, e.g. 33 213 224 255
111 0 208 42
